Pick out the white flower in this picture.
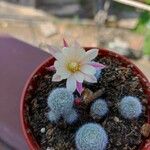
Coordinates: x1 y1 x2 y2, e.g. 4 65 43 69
48 41 105 94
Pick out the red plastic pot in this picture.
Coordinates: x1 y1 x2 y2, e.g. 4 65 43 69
20 48 150 150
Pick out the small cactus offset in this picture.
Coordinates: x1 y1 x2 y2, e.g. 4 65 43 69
95 69 102 80
64 109 78 124
47 88 78 123
75 123 108 150
90 99 108 119
119 96 142 119
48 111 60 123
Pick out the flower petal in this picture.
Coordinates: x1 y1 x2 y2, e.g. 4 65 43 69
54 52 64 60
47 45 62 59
81 64 96 75
72 42 86 60
74 72 84 83
54 61 70 79
72 41 81 49
63 38 69 47
88 62 106 69
54 61 65 70
46 65 55 71
61 47 71 56
76 48 86 61
71 41 86 60
76 82 84 95
52 74 62 82
82 49 99 62
84 74 97 83
57 71 70 79
66 76 77 92
62 43 86 62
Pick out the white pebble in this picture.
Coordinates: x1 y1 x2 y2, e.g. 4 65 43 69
46 147 54 150
40 127 45 133
114 116 119 122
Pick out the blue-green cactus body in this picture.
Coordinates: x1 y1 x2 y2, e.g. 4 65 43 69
48 88 74 114
64 109 78 124
95 69 102 80
47 111 60 123
91 99 108 119
47 88 78 123
119 96 142 119
75 123 108 150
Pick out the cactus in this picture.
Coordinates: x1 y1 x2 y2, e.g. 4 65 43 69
75 123 108 150
47 111 60 123
64 109 78 124
47 88 78 123
90 99 108 119
119 96 142 119
95 69 102 80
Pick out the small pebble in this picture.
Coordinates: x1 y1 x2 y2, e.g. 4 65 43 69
28 85 33 90
40 127 46 133
46 147 54 150
139 88 143 92
114 116 120 122
82 88 93 104
142 99 148 104
141 123 150 138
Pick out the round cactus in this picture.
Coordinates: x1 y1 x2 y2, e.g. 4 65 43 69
95 69 102 80
75 123 108 150
47 88 78 123
47 111 60 123
64 109 78 124
119 96 142 119
48 88 74 114
90 99 108 119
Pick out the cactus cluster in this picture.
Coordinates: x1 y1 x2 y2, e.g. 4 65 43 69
47 88 78 124
75 123 108 150
90 99 108 119
47 87 143 150
119 96 142 119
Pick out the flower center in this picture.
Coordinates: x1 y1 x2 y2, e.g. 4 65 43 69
67 62 80 73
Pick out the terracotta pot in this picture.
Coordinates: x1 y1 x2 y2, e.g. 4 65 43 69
20 48 150 150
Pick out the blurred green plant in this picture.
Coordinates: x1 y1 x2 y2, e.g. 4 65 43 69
135 11 150 55
135 11 150 33
144 0 150 4
144 31 150 55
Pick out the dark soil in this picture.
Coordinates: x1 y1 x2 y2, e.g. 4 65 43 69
25 56 148 150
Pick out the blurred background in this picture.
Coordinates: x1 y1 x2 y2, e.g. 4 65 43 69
0 0 150 79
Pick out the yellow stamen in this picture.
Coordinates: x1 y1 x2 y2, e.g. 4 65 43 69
67 62 80 73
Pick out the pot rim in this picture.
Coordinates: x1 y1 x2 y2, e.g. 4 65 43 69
20 48 150 150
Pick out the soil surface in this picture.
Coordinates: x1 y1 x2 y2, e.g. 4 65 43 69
26 56 148 150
